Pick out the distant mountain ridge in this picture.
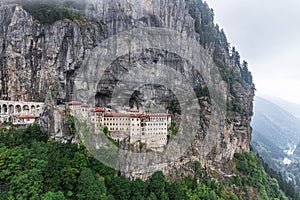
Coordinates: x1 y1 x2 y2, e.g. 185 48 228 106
252 96 300 148
251 96 300 192
264 96 300 119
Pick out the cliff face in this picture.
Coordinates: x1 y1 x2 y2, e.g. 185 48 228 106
0 0 255 178
0 3 98 102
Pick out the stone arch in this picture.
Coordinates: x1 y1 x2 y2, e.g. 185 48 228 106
36 105 40 114
2 104 7 114
31 105 36 114
9 105 14 115
15 105 21 114
23 105 29 114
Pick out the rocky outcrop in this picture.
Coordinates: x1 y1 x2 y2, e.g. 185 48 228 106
0 0 255 179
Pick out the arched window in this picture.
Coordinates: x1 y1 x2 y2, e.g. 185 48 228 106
15 105 21 114
9 105 14 115
2 104 7 114
23 105 29 113
31 105 36 114
36 105 40 113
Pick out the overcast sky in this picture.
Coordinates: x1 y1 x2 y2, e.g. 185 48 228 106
204 0 300 104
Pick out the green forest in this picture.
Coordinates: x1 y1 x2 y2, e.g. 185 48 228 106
20 0 86 24
0 0 298 199
187 0 254 115
0 124 298 199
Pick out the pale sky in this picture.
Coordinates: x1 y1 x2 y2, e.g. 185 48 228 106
204 0 300 104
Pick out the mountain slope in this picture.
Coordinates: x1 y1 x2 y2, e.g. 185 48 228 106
1 0 299 199
266 96 300 119
0 125 295 199
252 96 300 148
251 96 300 193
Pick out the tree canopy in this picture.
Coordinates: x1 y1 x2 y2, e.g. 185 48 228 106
0 124 297 199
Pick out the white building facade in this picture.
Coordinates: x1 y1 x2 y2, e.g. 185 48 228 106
0 100 44 125
103 113 171 148
68 101 172 148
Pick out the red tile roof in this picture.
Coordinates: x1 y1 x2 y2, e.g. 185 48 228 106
17 115 39 119
68 101 81 105
91 107 105 112
104 113 171 118
81 103 90 107
136 113 171 117
104 113 131 117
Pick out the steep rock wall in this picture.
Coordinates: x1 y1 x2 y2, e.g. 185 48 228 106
0 0 255 178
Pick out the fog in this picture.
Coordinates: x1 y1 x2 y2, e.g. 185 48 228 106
205 0 300 104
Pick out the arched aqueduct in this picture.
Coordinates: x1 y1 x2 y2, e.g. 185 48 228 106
0 100 44 116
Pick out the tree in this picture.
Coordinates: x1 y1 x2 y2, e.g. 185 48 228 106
231 46 241 67
130 178 148 200
241 60 253 84
60 167 79 195
67 115 76 135
148 171 166 199
23 124 48 143
147 192 157 200
194 161 203 178
103 126 109 136
72 151 88 169
107 176 131 200
167 181 188 200
22 1 84 25
41 191 66 200
77 168 107 200
8 168 44 199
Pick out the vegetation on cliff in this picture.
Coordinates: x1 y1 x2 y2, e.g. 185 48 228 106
234 152 300 199
0 125 297 199
17 0 254 116
0 0 287 199
187 0 254 114
19 0 86 24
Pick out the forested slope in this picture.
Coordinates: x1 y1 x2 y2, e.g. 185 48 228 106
0 125 296 199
